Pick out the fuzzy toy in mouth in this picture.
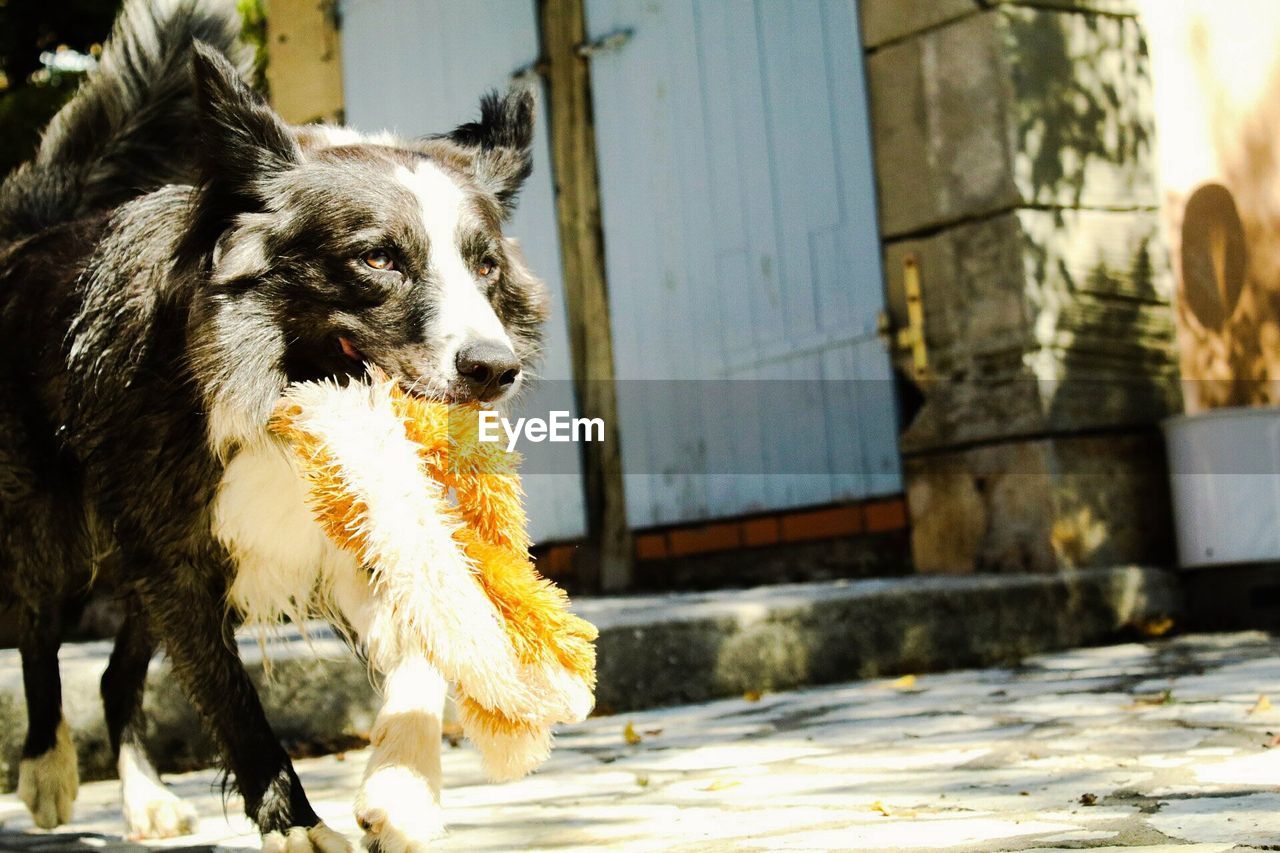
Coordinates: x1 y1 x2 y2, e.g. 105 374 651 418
268 367 597 780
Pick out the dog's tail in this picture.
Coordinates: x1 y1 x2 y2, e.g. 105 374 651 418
0 0 252 237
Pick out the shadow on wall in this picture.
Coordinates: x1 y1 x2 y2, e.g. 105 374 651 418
1009 6 1176 429
1005 8 1153 207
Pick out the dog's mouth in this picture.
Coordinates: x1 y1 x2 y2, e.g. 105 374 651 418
338 335 364 364
337 336 458 402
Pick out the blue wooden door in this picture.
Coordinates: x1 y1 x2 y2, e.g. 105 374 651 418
583 0 902 526
339 0 588 543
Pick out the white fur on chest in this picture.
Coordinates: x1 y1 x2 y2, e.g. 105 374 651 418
211 440 356 624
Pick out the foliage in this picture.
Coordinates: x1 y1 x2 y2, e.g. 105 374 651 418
0 0 122 176
0 0 269 177
236 0 269 95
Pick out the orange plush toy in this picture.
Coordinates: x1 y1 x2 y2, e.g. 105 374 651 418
269 370 597 780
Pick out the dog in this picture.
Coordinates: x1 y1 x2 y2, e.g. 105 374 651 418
0 0 548 848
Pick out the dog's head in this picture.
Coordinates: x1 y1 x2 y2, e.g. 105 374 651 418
180 43 549 451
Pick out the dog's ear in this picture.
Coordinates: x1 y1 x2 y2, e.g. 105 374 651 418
445 86 536 217
190 40 300 202
179 41 300 271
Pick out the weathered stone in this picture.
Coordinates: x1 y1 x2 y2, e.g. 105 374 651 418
859 0 977 49
869 12 1016 237
867 6 1157 237
859 0 1141 49
905 433 1175 573
884 208 1179 451
592 567 1180 710
885 212 1029 357
1011 0 1139 14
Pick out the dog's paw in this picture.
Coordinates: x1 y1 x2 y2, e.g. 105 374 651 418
119 741 198 839
122 778 197 839
261 822 352 853
17 720 79 829
355 766 445 853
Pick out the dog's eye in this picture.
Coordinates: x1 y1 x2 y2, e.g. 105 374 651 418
363 249 395 271
475 258 499 279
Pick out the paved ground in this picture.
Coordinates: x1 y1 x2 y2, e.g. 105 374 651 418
4 631 1280 851
0 569 1181 787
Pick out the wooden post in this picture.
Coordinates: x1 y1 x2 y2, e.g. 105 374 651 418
538 0 634 592
264 0 344 124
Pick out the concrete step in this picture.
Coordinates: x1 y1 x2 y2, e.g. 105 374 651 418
0 566 1181 792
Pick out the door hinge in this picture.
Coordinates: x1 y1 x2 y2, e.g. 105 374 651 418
510 58 550 83
877 254 929 381
576 28 634 59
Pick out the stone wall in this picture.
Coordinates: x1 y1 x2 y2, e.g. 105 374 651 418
861 0 1180 572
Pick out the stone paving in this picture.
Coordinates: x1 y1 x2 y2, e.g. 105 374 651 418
4 632 1280 851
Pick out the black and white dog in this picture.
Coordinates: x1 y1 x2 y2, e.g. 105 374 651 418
0 0 547 848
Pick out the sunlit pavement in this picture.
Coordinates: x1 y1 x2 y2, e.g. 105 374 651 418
5 632 1280 851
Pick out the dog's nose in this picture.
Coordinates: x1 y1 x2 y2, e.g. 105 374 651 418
455 340 520 401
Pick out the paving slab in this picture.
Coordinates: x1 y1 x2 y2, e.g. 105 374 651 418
3 631 1280 851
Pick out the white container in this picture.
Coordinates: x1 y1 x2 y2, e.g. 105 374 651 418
1164 406 1280 567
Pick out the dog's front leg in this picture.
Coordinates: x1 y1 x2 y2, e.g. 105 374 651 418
355 655 448 852
137 569 350 853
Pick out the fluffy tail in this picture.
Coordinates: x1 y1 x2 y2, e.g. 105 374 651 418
0 0 252 237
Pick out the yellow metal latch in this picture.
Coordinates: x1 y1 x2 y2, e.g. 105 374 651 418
878 254 928 381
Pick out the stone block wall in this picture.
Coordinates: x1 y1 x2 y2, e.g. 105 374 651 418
861 0 1180 572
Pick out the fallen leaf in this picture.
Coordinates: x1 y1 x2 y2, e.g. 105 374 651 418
1250 694 1273 715
635 773 650 787
1136 616 1175 638
871 800 891 816
743 690 763 702
1079 793 1098 806
890 674 917 690
623 722 643 745
702 779 740 791
1128 689 1175 709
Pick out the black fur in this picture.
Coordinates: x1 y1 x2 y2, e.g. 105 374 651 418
18 608 63 760
175 42 302 270
0 0 547 840
439 87 537 216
